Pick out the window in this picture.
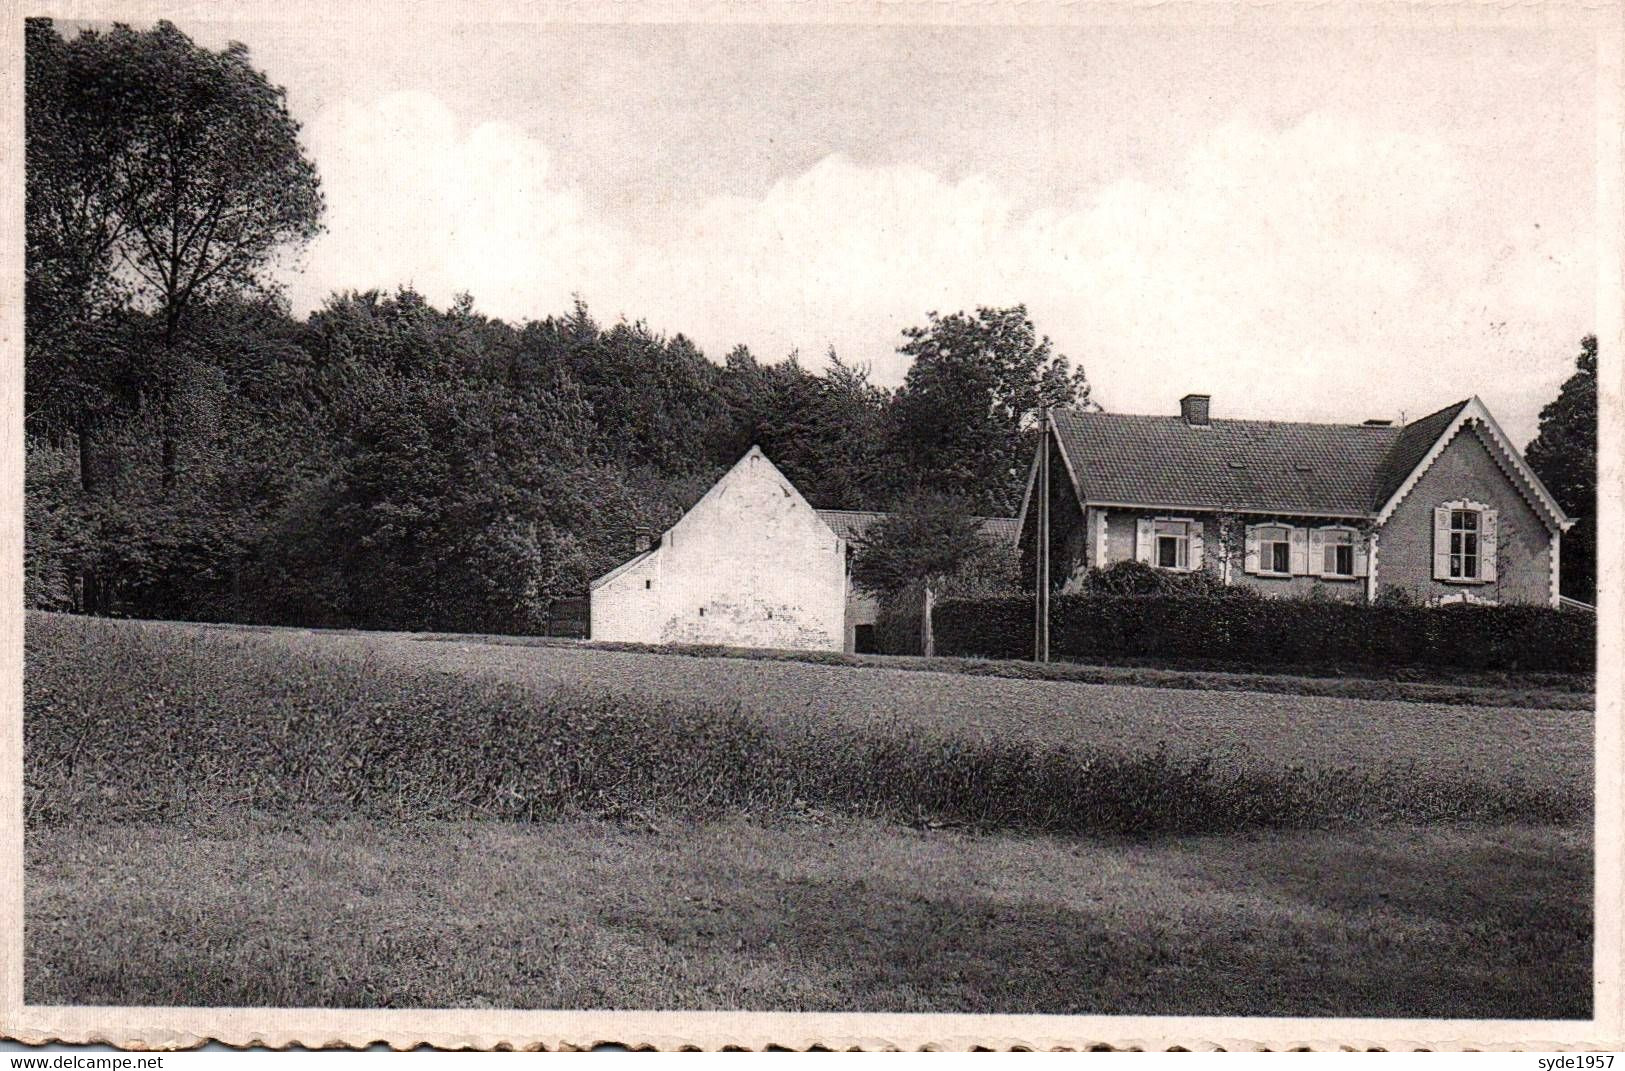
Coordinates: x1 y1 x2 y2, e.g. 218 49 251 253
1139 517 1201 571
1258 525 1291 575
644 579 652 589
1433 501 1497 584
1449 509 1479 580
1323 529 1355 577
1155 520 1189 570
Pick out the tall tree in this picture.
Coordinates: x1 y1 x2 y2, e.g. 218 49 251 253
24 19 141 489
1526 335 1598 602
26 18 324 486
715 346 891 508
885 305 1093 514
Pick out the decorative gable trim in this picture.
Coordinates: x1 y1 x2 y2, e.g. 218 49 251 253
1470 402 1573 532
1550 532 1561 608
1374 396 1571 532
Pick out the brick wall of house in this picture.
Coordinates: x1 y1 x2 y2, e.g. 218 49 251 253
1225 520 1366 602
1093 506 1367 600
1096 508 1220 579
1376 423 1553 606
1227 557 1364 600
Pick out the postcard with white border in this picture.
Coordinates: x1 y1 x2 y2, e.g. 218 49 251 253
2 0 1622 1051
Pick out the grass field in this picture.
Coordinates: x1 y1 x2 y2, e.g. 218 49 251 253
402 629 1596 710
26 818 1591 1016
204 620 1592 788
23 613 1595 1016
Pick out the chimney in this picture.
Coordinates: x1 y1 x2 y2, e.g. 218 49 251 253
632 526 656 553
1180 393 1211 427
1363 418 1393 427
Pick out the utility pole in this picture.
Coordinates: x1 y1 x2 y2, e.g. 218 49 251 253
1035 406 1051 662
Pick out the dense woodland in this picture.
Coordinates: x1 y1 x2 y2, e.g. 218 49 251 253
23 19 1597 636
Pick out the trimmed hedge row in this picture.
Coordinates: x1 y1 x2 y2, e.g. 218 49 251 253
933 593 1595 673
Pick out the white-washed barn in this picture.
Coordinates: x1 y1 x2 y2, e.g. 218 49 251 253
590 447 1018 653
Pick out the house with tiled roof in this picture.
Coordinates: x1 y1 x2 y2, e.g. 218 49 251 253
591 447 1018 653
1018 393 1572 606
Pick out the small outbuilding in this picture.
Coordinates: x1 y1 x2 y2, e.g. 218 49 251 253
590 447 850 652
590 447 1020 653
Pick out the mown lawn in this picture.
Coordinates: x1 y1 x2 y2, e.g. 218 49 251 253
22 614 1596 1016
25 817 1590 1017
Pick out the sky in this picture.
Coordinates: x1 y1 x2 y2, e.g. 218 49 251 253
92 14 1601 446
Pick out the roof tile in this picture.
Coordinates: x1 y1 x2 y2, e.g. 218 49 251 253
815 509 1019 547
1049 402 1469 516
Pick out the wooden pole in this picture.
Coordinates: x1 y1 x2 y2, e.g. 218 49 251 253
1036 407 1051 662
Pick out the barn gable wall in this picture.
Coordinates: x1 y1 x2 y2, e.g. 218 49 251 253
591 448 848 651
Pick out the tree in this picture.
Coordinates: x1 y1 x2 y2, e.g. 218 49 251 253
715 346 892 509
850 493 993 596
1526 335 1598 601
24 19 144 489
886 305 1094 514
26 19 324 486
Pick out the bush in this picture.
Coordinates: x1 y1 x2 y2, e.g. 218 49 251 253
23 614 1585 831
934 591 1595 673
1077 559 1228 599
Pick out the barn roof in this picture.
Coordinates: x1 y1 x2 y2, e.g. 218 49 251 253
815 509 1021 547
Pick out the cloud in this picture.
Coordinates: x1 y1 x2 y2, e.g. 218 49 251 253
292 91 617 316
287 96 1590 444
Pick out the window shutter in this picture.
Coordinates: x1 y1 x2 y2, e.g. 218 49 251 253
1244 525 1260 575
1289 526 1309 575
1353 532 1370 577
1189 521 1204 571
1432 506 1451 580
1135 518 1153 564
1308 528 1327 577
1095 510 1109 567
1480 508 1498 582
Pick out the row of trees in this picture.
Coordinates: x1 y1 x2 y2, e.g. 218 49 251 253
24 19 1095 632
26 286 1089 631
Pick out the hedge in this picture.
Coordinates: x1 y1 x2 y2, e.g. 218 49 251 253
933 593 1595 674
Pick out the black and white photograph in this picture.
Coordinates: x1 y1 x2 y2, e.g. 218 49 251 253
5 0 1620 1051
